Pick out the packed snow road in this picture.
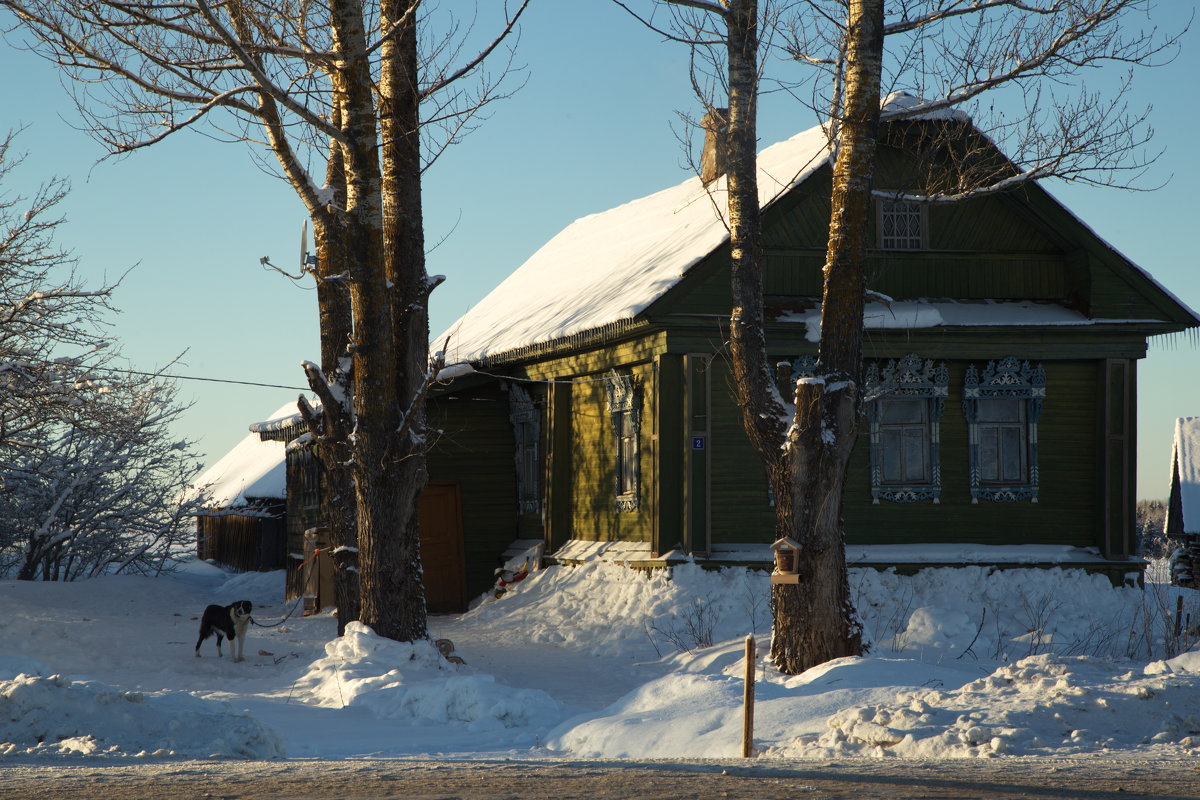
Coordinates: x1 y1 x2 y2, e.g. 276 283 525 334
1 757 1198 799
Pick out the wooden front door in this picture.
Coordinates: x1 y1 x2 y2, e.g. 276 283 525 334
418 481 467 613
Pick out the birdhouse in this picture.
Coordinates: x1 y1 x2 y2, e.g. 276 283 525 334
770 537 801 584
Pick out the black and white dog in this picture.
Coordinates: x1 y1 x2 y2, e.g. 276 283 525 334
195 600 253 662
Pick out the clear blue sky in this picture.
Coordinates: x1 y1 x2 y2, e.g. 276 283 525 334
1 3 1196 500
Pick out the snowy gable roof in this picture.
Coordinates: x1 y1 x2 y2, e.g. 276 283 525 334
1172 417 1200 533
436 93 1195 366
185 402 294 510
436 123 834 364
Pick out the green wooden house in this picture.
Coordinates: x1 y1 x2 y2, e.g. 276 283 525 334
427 99 1198 584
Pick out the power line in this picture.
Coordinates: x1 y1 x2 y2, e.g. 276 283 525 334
110 366 308 391
10 356 308 392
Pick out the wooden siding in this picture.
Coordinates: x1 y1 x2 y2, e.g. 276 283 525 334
706 356 777 543
516 336 671 549
284 444 321 603
762 251 1072 301
197 510 287 572
426 383 524 599
763 159 1063 255
702 357 1105 548
842 360 1100 546
566 360 657 544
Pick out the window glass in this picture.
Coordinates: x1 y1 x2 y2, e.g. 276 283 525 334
880 199 924 249
978 398 1023 423
882 398 926 425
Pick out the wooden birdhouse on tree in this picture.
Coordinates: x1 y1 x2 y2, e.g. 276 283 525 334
770 537 802 584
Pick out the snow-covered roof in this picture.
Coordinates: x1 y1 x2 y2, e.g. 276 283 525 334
780 299 1152 342
185 402 293 509
1171 417 1200 533
436 122 834 364
436 93 1195 366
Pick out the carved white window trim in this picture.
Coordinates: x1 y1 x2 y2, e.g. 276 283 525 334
864 354 948 504
963 357 1046 503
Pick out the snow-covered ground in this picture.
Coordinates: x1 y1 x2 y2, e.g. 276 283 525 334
2 556 1198 762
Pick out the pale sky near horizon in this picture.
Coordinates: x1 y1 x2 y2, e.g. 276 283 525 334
1 3 1196 501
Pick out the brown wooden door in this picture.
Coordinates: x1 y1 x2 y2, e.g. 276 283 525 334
418 481 467 613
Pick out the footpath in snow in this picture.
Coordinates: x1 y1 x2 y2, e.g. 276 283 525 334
1 556 1198 761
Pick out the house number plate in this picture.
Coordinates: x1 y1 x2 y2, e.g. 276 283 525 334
692 436 706 450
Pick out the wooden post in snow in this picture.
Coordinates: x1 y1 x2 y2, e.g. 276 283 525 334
742 634 755 757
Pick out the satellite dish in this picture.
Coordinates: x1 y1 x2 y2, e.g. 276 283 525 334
300 221 317 271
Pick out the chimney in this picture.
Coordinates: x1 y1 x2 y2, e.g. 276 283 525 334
700 108 729 186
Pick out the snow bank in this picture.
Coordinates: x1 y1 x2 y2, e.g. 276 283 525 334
530 562 1200 759
1 555 1197 762
464 561 773 658
288 623 560 737
853 566 1160 662
775 654 1200 758
0 656 284 760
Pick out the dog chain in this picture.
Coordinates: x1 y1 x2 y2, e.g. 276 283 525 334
250 594 305 628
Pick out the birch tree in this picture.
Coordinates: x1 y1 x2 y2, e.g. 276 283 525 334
635 0 1179 674
2 0 529 640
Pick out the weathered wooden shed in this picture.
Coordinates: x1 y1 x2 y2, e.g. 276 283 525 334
1166 417 1200 587
188 403 292 573
428 99 1199 582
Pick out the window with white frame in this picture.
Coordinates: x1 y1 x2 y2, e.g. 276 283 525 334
878 198 925 249
864 354 948 503
508 384 541 514
605 371 640 512
963 357 1046 503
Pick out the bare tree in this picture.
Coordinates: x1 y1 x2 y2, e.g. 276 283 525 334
0 132 203 580
631 0 1181 674
0 131 118 452
2 377 205 581
2 0 529 640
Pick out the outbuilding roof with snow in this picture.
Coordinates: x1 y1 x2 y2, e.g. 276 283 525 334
185 402 294 511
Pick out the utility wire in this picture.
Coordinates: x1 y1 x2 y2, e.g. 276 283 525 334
98 366 307 391
8 356 308 391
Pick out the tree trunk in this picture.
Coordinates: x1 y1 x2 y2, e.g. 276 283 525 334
769 0 882 675
311 209 359 635
326 0 427 643
362 0 430 642
724 1 790 497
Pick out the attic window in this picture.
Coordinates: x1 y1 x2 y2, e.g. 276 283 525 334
878 198 926 250
962 357 1046 503
605 371 641 513
864 354 948 503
